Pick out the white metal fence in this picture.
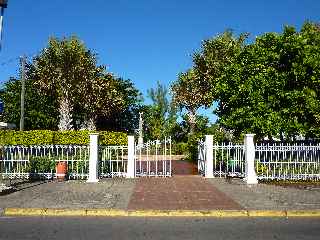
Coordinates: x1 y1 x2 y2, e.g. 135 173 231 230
135 137 172 177
212 143 245 178
0 145 131 180
0 145 89 180
198 135 320 182
198 141 245 178
256 142 320 180
0 137 172 180
100 145 128 178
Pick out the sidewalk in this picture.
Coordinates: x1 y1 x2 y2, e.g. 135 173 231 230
1 154 320 217
0 179 135 210
208 178 320 210
1 175 320 214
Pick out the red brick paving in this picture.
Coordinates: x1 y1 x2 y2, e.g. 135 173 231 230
172 160 198 175
128 175 243 210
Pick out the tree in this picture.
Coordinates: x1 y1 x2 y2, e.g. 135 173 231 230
171 31 247 135
0 76 59 130
144 81 178 140
1 36 143 132
73 72 136 130
172 70 203 134
192 30 248 106
215 22 320 139
32 36 99 130
95 77 143 133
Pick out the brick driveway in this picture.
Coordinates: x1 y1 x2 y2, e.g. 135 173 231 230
128 176 242 210
172 160 198 175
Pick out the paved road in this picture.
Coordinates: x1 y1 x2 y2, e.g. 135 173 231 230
0 216 319 240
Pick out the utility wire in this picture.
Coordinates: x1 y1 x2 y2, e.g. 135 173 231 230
0 52 38 67
0 56 19 66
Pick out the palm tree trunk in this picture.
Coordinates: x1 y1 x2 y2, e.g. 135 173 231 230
82 116 96 131
188 109 197 135
58 97 73 130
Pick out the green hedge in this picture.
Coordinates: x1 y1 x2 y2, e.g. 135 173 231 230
0 130 127 146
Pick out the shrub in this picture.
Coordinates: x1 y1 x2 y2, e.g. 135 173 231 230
0 130 128 146
172 142 188 155
27 156 56 173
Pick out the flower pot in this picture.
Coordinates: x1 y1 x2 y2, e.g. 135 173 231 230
56 161 67 181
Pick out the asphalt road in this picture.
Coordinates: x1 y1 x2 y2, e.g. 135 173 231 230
0 216 319 240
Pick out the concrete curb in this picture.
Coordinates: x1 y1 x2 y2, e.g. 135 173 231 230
3 208 320 217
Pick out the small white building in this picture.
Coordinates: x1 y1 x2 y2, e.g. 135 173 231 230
0 122 16 129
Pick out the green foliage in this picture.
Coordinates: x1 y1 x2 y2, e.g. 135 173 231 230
172 70 203 134
99 131 128 145
216 22 320 140
171 142 188 155
0 130 127 146
192 30 248 106
95 78 143 133
0 130 54 145
144 81 179 140
67 160 88 175
173 22 320 140
31 36 101 130
184 134 201 162
0 77 59 130
26 156 56 174
172 31 247 136
0 36 142 132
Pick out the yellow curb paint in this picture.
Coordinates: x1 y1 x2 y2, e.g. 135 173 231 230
168 210 248 217
5 208 46 216
44 209 87 216
128 210 248 217
4 208 320 218
86 209 128 217
128 210 171 217
214 210 248 217
287 210 320 217
169 210 211 217
248 210 287 217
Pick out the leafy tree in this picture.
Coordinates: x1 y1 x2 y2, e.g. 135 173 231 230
172 70 203 134
32 36 99 130
192 30 248 106
216 22 320 139
144 81 179 140
144 81 168 139
172 31 247 135
0 77 59 130
73 72 137 130
1 36 143 132
95 77 143 133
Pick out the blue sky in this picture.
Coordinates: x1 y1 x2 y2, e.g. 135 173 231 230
0 0 319 122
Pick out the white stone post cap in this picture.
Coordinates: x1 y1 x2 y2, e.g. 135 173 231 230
245 134 256 137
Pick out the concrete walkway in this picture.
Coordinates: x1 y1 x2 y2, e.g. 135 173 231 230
208 178 320 210
0 179 135 210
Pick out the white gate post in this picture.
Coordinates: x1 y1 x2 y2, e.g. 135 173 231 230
87 133 99 183
126 136 135 178
244 134 258 184
205 135 214 178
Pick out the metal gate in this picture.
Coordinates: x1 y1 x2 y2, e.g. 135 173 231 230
135 137 172 177
198 141 245 178
99 145 128 178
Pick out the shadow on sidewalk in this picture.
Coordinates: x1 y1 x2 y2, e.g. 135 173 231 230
0 179 52 196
